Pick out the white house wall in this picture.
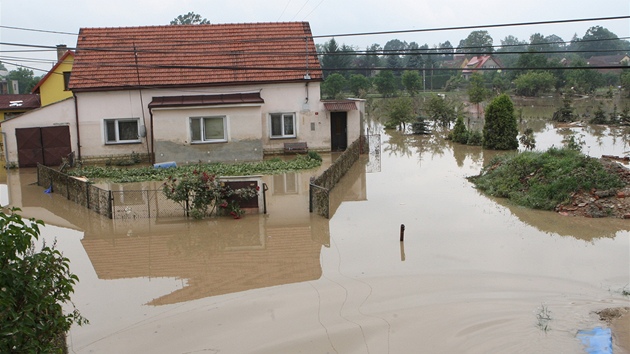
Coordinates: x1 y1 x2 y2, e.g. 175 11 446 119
74 81 352 164
152 104 264 164
1 98 77 165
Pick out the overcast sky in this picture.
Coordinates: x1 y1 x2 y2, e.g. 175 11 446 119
1 0 629 75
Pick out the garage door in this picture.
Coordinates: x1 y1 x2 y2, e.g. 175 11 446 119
16 126 71 167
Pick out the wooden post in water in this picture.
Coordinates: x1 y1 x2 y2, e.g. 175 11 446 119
400 224 405 242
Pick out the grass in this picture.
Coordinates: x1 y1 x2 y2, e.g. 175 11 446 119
468 147 624 210
68 154 322 183
536 304 552 332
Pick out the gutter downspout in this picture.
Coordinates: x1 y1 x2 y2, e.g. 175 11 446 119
149 108 155 164
73 93 82 160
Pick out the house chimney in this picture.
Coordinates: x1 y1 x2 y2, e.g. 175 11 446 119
56 44 68 61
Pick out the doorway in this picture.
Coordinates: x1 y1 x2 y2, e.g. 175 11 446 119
330 112 347 151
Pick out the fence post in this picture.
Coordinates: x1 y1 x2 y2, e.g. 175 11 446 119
107 190 113 219
86 183 90 210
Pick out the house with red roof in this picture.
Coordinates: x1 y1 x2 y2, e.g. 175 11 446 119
1 22 364 167
462 55 502 79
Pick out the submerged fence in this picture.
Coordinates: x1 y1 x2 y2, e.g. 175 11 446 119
309 135 371 218
37 164 113 218
37 165 262 219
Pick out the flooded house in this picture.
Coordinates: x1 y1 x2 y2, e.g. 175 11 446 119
0 22 365 168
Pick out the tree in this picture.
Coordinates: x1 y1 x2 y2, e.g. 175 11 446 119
384 39 407 71
565 59 603 93
320 38 354 78
7 68 40 94
386 97 415 130
483 94 518 150
576 26 625 57
348 74 371 97
374 70 397 97
1 209 87 352
467 73 488 117
458 30 494 54
401 71 422 96
424 94 456 127
620 69 630 98
170 12 210 25
322 73 347 98
513 71 556 96
451 115 469 144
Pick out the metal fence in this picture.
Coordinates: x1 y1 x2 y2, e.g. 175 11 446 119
309 135 373 218
37 164 113 218
36 164 263 220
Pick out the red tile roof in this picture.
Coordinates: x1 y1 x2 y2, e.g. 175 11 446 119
70 22 322 91
323 101 357 111
0 94 41 110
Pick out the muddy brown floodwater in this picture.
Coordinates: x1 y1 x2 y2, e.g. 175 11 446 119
1 122 629 354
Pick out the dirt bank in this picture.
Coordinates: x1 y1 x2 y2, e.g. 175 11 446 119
556 159 630 218
597 307 630 353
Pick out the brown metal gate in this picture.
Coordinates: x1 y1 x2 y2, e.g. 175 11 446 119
16 126 71 167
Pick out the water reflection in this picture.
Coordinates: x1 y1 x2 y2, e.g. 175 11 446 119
491 196 630 240
3 157 369 306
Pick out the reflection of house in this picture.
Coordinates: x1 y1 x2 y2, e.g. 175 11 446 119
81 220 325 305
31 45 74 107
0 22 366 168
462 55 502 79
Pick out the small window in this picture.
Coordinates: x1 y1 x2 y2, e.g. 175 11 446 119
104 118 140 144
270 113 296 138
63 72 71 91
190 116 227 143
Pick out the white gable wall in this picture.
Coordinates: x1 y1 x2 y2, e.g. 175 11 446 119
1 98 77 165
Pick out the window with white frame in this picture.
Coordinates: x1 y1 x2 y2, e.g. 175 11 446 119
104 118 140 144
190 116 227 143
270 112 296 138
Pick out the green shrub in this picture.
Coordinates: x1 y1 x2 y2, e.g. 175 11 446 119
1 208 87 352
469 148 623 210
483 94 519 150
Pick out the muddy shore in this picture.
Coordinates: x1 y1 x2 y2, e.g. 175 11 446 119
598 307 630 353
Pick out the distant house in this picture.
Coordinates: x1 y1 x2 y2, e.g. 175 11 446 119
1 22 365 167
586 54 630 74
0 94 40 121
31 45 75 107
462 55 503 79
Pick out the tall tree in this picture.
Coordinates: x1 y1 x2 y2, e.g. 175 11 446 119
7 67 40 94
355 44 382 77
384 39 407 72
439 41 454 61
170 12 210 25
576 26 625 57
483 94 518 150
468 73 488 118
458 30 494 54
320 38 354 78
402 70 422 96
374 70 397 97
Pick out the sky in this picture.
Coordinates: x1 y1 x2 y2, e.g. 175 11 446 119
0 0 629 75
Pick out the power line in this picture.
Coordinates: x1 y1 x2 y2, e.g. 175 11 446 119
313 15 630 39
